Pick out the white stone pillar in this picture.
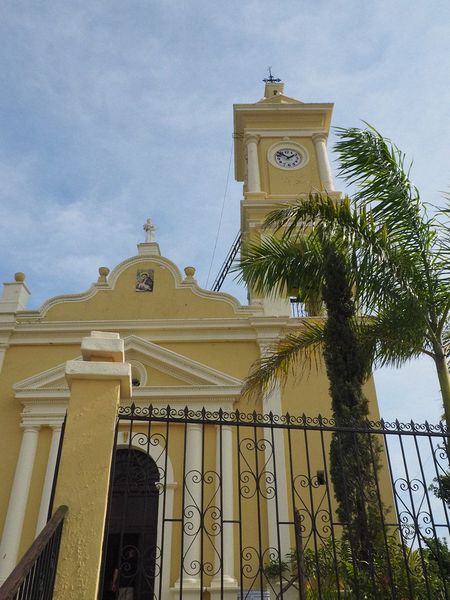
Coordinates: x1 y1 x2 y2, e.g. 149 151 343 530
245 134 261 193
313 133 335 192
181 422 203 588
35 424 62 536
262 382 291 563
210 425 238 598
0 425 40 583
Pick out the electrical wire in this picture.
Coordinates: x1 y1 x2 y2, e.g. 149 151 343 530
205 140 233 288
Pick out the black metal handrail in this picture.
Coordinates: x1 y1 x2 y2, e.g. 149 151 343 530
47 415 66 521
0 505 68 600
211 231 241 292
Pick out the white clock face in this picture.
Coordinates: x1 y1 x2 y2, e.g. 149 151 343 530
274 148 302 169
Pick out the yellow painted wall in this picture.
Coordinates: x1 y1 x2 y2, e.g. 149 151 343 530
161 341 260 381
41 259 238 322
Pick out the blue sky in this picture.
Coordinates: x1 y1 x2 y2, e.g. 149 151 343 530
0 0 449 423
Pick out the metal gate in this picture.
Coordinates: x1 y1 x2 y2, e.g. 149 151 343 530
99 405 450 600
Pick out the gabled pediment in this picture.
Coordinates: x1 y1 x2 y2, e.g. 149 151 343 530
14 335 243 396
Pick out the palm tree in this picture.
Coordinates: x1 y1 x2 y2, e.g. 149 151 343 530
239 205 389 577
239 125 450 425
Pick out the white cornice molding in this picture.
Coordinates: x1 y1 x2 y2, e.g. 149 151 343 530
234 103 334 112
16 255 253 321
11 317 262 332
245 128 329 138
8 315 281 345
16 390 70 400
9 331 255 345
21 399 68 427
8 312 302 349
7 318 307 347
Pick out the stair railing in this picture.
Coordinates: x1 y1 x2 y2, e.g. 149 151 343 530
0 505 68 600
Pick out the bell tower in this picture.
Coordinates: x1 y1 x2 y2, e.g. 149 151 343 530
233 77 340 314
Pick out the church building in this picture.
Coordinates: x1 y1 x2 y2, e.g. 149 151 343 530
0 81 384 600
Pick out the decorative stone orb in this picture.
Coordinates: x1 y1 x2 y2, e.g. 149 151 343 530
98 266 110 282
184 266 196 278
14 272 25 282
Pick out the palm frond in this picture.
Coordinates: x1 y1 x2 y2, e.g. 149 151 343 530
261 194 430 315
241 321 326 398
334 125 436 260
357 304 430 370
433 199 450 280
236 235 325 303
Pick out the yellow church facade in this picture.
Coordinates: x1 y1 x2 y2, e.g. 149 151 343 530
0 82 386 599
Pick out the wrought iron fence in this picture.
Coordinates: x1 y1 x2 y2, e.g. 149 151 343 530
0 505 67 600
99 405 450 600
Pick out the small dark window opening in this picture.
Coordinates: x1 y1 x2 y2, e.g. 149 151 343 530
317 470 326 486
132 378 141 387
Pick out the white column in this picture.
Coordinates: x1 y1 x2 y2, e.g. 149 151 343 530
181 422 203 588
210 425 238 593
262 383 291 563
313 133 335 192
0 426 40 583
245 134 261 193
35 425 62 536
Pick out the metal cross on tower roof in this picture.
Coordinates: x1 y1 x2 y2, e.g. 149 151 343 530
263 66 281 84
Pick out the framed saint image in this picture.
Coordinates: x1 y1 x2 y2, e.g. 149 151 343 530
135 270 154 292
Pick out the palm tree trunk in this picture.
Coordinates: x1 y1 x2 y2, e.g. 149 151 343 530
434 351 450 427
322 246 384 575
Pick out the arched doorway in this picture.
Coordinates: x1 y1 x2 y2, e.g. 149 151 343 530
101 448 160 600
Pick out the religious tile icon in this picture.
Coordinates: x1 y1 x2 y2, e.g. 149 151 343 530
135 269 154 292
